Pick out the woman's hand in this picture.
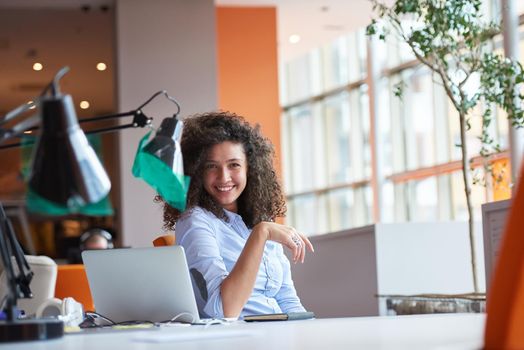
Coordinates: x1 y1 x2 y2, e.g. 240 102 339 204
222 222 314 317
255 222 314 263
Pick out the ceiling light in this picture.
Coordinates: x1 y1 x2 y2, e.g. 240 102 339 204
289 34 301 44
33 63 43 71
96 62 107 71
80 100 90 109
28 100 36 109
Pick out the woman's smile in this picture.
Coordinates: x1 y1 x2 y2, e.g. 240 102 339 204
203 141 247 213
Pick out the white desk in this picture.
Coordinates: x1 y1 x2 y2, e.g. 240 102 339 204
3 313 485 350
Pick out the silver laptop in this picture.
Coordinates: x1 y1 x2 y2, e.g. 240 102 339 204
82 246 200 324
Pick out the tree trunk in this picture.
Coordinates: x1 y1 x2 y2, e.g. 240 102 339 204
459 111 479 293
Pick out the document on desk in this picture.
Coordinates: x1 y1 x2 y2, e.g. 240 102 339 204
244 311 315 322
133 329 262 343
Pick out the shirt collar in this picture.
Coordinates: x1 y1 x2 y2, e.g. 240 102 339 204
223 208 242 224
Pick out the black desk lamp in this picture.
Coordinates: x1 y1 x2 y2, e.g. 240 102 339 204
29 68 111 208
0 67 188 342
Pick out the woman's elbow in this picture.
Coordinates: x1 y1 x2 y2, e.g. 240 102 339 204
220 284 244 318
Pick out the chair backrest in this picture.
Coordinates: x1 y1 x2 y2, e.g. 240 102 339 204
484 161 524 349
152 234 176 247
55 264 94 311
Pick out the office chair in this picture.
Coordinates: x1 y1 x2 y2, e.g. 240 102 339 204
152 234 176 247
484 160 524 349
55 264 94 312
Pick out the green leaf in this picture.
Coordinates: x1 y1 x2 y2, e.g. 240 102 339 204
366 20 377 36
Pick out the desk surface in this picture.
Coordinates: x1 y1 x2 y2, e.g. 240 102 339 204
4 313 485 350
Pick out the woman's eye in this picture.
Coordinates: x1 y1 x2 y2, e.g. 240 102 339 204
205 164 216 170
229 163 241 168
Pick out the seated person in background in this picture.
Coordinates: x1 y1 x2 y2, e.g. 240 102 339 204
156 111 314 319
80 228 114 251
68 228 114 263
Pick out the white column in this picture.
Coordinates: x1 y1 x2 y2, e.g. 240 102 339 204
367 36 383 222
115 0 218 247
502 0 524 185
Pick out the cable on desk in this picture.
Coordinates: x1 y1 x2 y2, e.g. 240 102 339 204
80 311 154 329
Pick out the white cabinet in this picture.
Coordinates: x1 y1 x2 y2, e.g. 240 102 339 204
290 222 485 317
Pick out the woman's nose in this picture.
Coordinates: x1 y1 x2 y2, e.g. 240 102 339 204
218 167 231 181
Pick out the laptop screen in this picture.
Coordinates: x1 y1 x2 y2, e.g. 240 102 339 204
82 246 199 323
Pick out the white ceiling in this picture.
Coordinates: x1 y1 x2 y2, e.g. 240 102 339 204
0 0 376 115
218 0 375 61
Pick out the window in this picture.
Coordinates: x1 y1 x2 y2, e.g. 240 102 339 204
281 2 521 235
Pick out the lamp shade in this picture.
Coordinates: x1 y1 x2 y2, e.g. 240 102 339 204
28 94 111 207
132 117 189 211
142 117 183 173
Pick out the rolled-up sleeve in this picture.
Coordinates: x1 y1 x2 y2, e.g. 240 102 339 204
176 212 228 318
274 247 306 313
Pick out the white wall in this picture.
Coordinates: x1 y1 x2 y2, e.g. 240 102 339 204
115 0 218 247
375 222 486 295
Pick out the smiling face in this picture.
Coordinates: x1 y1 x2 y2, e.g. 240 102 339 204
203 141 248 213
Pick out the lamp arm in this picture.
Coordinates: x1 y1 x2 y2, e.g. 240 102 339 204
0 104 153 150
137 90 181 116
0 115 40 145
0 100 38 126
78 110 137 123
0 203 33 321
85 123 143 135
80 109 151 129
1 87 175 149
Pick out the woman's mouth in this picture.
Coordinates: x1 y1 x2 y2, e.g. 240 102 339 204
216 185 234 192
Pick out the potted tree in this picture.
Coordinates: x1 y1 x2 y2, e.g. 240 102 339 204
367 0 524 294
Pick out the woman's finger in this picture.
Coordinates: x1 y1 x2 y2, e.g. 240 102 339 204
290 232 303 263
301 234 314 253
283 239 296 258
292 231 309 263
293 233 304 263
300 236 306 263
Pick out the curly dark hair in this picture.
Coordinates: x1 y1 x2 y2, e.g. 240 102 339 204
157 111 286 230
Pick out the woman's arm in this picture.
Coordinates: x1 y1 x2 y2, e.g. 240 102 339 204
274 247 307 313
220 222 314 318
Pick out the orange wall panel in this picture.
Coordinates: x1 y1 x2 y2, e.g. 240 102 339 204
216 7 281 175
492 158 512 201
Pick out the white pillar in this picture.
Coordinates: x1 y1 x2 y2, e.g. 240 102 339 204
502 0 524 185
367 36 383 222
115 0 218 247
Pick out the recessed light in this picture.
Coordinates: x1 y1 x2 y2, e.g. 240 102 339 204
80 101 90 109
96 62 107 71
33 62 43 71
289 34 301 44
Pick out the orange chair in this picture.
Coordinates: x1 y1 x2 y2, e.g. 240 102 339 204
55 264 95 311
484 161 524 349
152 234 176 247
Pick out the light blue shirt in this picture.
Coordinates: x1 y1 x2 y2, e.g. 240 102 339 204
176 206 306 318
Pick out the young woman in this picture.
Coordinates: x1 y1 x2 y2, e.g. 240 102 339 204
158 111 314 319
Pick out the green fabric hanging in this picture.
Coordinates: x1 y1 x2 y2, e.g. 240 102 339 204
26 188 114 216
132 131 190 211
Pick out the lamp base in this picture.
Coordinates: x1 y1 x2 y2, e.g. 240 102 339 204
0 319 63 342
